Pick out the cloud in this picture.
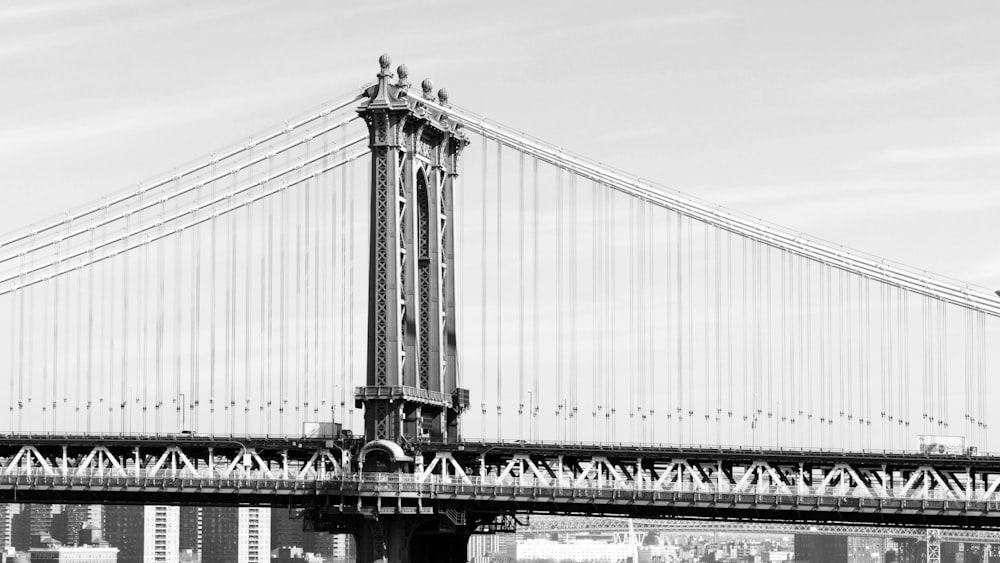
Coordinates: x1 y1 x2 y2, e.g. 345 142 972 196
804 68 993 98
880 138 1000 163
550 10 732 37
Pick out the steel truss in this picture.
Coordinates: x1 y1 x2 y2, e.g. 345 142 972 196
524 515 1000 544
6 436 1000 528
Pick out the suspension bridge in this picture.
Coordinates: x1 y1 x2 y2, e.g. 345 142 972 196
1 55 998 562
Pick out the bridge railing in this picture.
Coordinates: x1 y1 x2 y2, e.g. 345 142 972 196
0 468 991 503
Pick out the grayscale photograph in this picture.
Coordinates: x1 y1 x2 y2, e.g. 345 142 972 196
0 2 998 562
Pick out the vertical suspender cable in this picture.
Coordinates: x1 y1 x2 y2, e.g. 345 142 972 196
664 209 672 439
121 214 130 434
780 251 787 445
687 216 694 440
677 214 684 443
331 132 339 425
765 245 772 441
630 198 636 439
231 170 239 433
312 160 321 423
495 141 503 437
210 178 218 433
726 231 733 442
245 165 253 432
517 149 525 438
293 139 302 433
302 163 310 433
480 133 488 430
139 221 147 433
556 167 563 440
588 180 602 439
741 237 748 444
346 141 355 425
703 222 710 437
9 277 15 430
569 174 578 441
76 244 83 431
606 188 615 440
715 227 721 444
942 301 948 430
533 157 540 440
156 203 165 434
49 244 57 431
864 276 872 446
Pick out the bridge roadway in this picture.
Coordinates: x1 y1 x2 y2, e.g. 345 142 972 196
525 515 1000 544
3 434 1000 529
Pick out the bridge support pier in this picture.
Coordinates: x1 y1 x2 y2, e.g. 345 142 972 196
353 515 471 563
305 507 497 563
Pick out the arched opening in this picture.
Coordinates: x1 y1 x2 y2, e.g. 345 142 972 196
358 439 412 473
415 169 433 403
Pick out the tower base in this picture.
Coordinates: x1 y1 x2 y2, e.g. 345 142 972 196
305 508 505 563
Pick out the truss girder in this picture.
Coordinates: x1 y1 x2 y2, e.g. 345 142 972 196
524 516 1000 544
6 438 1000 527
0 440 345 484
413 446 1000 508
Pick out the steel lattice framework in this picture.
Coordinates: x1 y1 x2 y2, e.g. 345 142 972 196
524 515 1000 544
5 436 1000 529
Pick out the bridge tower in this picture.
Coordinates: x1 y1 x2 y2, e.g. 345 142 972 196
354 54 470 448
312 55 480 563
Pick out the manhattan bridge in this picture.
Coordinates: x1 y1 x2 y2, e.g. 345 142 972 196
1 55 998 562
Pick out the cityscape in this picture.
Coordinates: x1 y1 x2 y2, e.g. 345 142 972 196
2 503 976 563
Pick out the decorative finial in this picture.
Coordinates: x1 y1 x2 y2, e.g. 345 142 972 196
437 88 449 106
396 64 409 91
378 53 391 72
421 78 435 101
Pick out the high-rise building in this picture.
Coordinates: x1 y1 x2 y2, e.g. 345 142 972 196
177 507 201 555
103 505 178 563
0 505 13 550
28 544 118 562
202 507 269 563
10 505 53 549
468 534 500 563
794 534 848 563
270 508 303 551
62 506 101 547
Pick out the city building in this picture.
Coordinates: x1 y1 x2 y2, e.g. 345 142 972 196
62 507 101 547
468 534 497 562
103 505 178 563
516 538 634 562
27 545 117 562
0 505 13 551
271 547 323 563
177 507 201 555
10 505 53 550
270 508 303 551
202 507 269 563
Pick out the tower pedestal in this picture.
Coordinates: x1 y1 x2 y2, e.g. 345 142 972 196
306 509 480 563
354 515 471 563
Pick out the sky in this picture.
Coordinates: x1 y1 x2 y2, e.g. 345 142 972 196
1 1 999 290
1 2 1000 446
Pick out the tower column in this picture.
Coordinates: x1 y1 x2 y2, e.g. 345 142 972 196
356 55 470 448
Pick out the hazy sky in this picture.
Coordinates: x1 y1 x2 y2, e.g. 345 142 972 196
1 1 999 289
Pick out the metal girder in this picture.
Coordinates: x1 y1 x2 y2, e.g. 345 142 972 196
415 442 1000 504
7 435 1000 529
0 437 347 483
523 516 1000 544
